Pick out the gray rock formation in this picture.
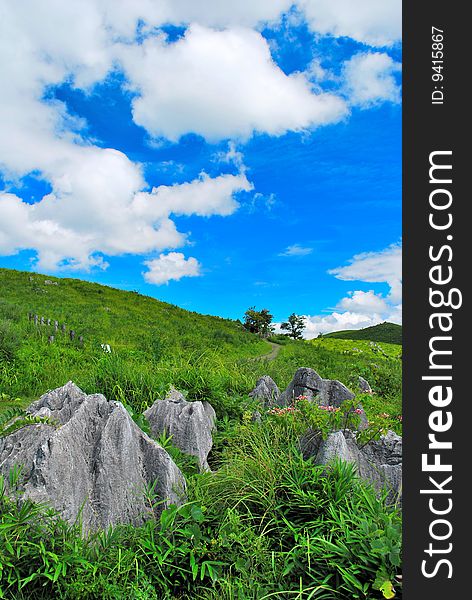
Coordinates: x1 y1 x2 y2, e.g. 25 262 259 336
0 382 185 532
358 376 373 394
144 388 216 471
279 367 354 406
301 429 402 504
249 375 280 406
278 367 368 429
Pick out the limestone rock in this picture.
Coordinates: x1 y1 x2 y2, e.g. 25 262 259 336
144 387 216 471
249 375 280 406
0 382 185 532
358 376 373 394
279 368 367 429
279 368 354 406
302 429 402 504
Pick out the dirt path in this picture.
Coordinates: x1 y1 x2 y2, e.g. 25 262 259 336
253 341 282 362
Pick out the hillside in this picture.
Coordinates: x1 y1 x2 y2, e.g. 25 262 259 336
324 322 402 345
0 267 403 598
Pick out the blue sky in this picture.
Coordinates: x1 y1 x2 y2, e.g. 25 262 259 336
0 1 402 336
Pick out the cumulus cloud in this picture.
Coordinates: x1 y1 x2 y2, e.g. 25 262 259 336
0 170 250 271
281 243 402 338
336 290 389 315
279 244 313 257
329 242 402 303
0 1 401 280
0 4 254 273
343 52 401 108
143 252 201 285
299 0 402 47
119 25 348 142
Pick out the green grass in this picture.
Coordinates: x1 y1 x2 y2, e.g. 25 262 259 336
323 323 402 345
0 267 402 598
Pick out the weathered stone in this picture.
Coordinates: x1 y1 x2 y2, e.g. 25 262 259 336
249 375 280 406
358 376 373 394
144 387 216 472
279 368 367 429
279 367 355 407
251 411 262 423
0 382 185 532
301 429 402 504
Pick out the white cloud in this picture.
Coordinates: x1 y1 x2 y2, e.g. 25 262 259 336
301 311 384 338
0 169 250 271
336 290 388 315
329 242 402 303
0 1 401 279
143 252 201 285
282 243 402 338
343 52 401 108
119 25 348 142
279 244 313 257
299 0 402 47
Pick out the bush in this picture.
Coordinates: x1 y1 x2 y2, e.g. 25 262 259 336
0 320 21 362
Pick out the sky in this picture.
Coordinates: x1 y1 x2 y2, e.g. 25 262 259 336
0 0 402 337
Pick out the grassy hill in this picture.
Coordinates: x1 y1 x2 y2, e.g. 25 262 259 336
0 268 402 419
0 268 402 599
323 322 402 345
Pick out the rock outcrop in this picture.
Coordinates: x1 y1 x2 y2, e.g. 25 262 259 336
278 368 368 428
249 375 280 406
0 382 185 531
301 429 402 504
144 388 216 471
358 376 373 394
279 368 355 406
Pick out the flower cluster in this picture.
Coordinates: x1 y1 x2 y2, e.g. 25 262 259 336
267 405 300 416
380 412 390 419
397 415 403 422
318 405 340 413
354 408 363 415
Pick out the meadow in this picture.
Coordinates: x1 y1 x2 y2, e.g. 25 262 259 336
0 268 402 599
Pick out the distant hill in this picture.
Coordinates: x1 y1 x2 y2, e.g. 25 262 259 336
323 322 402 345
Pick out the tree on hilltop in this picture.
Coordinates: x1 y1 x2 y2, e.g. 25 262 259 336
281 313 306 340
243 307 274 337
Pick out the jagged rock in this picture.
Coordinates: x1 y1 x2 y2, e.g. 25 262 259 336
251 411 262 423
358 376 373 394
279 368 368 429
144 388 216 471
0 382 185 532
279 368 354 406
301 429 402 504
249 375 280 406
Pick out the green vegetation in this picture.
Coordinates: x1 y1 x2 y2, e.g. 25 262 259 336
0 268 402 598
280 313 306 339
323 323 402 345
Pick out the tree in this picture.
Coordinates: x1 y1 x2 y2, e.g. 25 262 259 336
243 307 274 337
281 313 306 340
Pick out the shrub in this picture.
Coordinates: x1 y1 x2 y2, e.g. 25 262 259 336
0 320 21 362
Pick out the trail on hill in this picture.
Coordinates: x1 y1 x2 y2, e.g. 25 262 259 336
252 341 282 362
